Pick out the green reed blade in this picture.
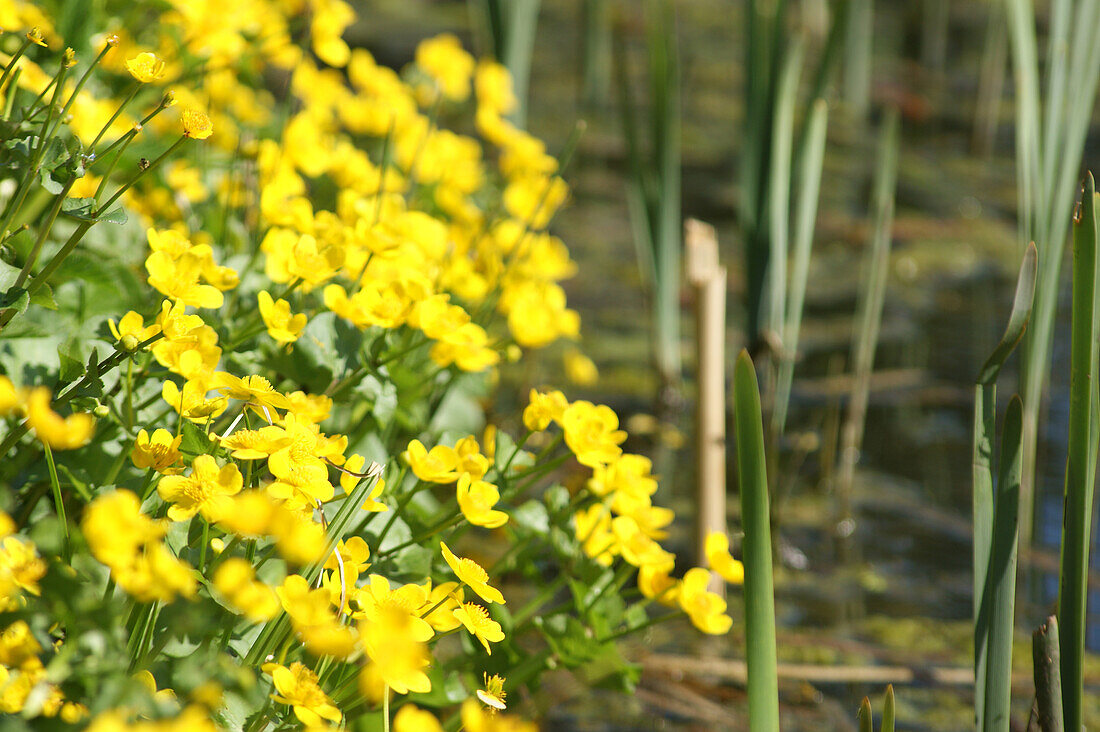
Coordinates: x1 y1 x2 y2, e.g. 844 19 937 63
836 110 898 502
882 684 895 732
843 0 872 119
1058 171 1098 732
766 40 804 340
972 380 995 729
1033 615 1064 732
646 0 682 389
734 350 779 732
981 395 1022 732
973 242 1036 710
977 242 1037 385
774 98 828 434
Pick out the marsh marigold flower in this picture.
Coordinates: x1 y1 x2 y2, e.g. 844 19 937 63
157 455 243 522
677 568 733 635
25 27 46 47
24 387 94 450
0 377 22 416
269 662 342 727
213 558 278 622
523 389 568 432
181 108 213 140
561 400 626 468
456 474 508 529
405 439 459 484
395 705 444 732
704 532 745 585
125 52 165 83
258 290 307 344
453 602 504 654
477 673 507 710
131 428 183 473
440 542 504 605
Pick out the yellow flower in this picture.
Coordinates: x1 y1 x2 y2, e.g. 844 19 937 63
269 662 342 727
131 428 184 474
418 580 463 632
162 380 228 422
213 558 278 622
394 704 444 732
704 532 745 585
358 575 434 641
157 455 243 522
0 377 23 416
125 52 165 83
460 699 537 732
108 311 160 346
574 504 615 566
638 561 678 604
677 568 733 635
359 627 432 695
218 425 291 460
404 439 459 484
440 542 504 605
564 348 598 386
475 61 517 115
561 400 626 468
415 33 474 102
0 537 45 609
454 436 491 479
112 542 197 603
145 250 225 309
82 491 164 568
181 108 213 140
476 673 507 711
258 290 307 344
341 454 387 512
453 602 504 654
24 387 94 450
611 516 674 568
25 27 46 48
522 389 568 432
456 474 508 529
210 373 291 413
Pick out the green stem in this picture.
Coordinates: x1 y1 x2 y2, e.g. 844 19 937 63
11 176 75 290
0 38 33 96
88 83 140 153
598 609 684 643
42 443 69 560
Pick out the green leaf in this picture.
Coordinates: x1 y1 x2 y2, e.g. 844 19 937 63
96 207 128 225
29 282 56 310
179 420 216 458
977 242 1037 384
57 341 84 382
511 499 549 536
40 169 63 194
408 668 466 707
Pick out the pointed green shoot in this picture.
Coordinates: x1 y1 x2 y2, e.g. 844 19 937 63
733 349 779 732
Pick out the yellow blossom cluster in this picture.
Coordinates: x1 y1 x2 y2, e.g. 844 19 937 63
522 389 737 634
0 4 732 727
82 491 195 603
0 377 95 450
